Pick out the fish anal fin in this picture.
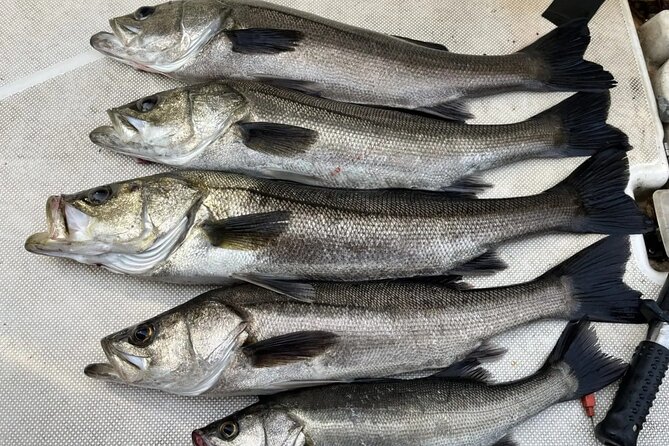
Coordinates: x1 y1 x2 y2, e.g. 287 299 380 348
416 100 473 121
233 273 315 302
203 211 290 250
433 342 505 383
258 77 322 97
450 251 507 275
225 28 303 54
243 331 339 367
238 122 318 156
493 435 518 446
442 175 492 195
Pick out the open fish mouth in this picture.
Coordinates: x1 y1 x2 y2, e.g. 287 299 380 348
90 110 146 151
24 196 96 256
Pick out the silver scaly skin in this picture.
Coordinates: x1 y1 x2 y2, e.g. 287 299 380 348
90 81 628 192
191 323 626 446
90 1 614 119
83 237 642 397
24 151 650 284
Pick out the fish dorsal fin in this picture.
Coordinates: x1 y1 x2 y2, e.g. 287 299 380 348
243 331 339 367
449 250 507 275
237 122 318 156
203 211 290 250
392 35 449 51
416 100 473 122
233 273 315 302
225 28 304 54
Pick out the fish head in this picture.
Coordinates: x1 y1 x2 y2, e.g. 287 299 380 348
84 297 248 395
90 0 224 73
193 407 306 446
90 83 246 165
24 175 203 274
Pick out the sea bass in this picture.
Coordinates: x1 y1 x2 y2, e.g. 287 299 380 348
90 0 614 120
191 322 625 446
83 237 642 396
24 150 650 286
90 80 627 192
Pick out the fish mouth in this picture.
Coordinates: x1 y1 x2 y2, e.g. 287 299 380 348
90 111 156 161
90 23 155 72
85 338 148 384
192 430 214 446
25 196 95 256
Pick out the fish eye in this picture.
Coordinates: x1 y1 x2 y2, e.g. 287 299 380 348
136 96 158 112
134 6 155 20
219 420 239 440
86 186 112 205
129 323 155 347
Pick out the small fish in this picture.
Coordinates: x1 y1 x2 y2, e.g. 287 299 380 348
83 237 642 396
191 321 625 446
90 1 614 120
90 81 628 192
24 150 651 285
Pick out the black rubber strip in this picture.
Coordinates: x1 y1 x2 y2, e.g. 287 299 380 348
542 0 606 25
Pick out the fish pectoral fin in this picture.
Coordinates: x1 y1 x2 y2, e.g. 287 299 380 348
203 210 291 249
416 99 473 122
233 273 315 302
242 331 339 367
449 250 507 275
392 35 448 51
441 175 492 196
258 78 322 97
492 434 518 446
238 122 318 156
224 28 304 54
432 342 507 383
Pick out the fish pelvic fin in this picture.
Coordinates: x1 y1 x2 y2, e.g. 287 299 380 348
547 321 626 398
548 150 653 235
243 331 339 367
521 19 615 92
544 236 643 323
535 91 630 156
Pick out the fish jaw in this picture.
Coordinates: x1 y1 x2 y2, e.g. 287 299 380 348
24 196 103 257
84 337 149 385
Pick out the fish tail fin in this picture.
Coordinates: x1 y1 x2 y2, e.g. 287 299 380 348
521 19 615 92
547 321 626 398
548 150 653 234
536 92 630 157
546 237 642 323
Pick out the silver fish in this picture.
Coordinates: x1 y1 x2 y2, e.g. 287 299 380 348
90 1 614 120
83 237 642 397
191 322 625 446
24 150 650 285
89 81 627 192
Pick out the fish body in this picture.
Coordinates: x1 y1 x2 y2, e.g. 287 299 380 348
83 237 641 396
90 81 627 192
191 322 625 446
24 151 650 284
90 1 614 119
